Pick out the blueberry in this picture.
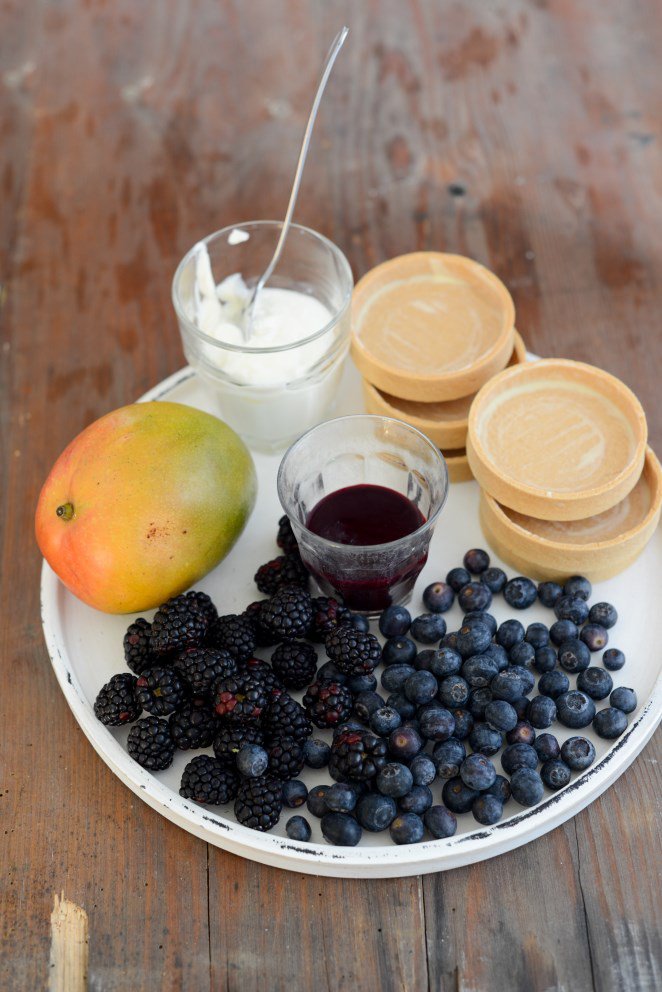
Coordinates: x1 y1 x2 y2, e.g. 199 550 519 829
462 548 489 573
541 759 571 791
347 673 378 694
458 582 493 612
423 581 455 613
349 614 371 633
469 723 502 757
462 654 499 688
524 622 550 649
446 567 471 593
370 706 402 736
286 815 312 842
354 691 386 723
398 785 434 814
423 704 457 740
432 737 467 778
404 670 438 705
381 664 416 694
281 779 308 809
490 669 525 703
533 734 561 761
561 736 596 771
509 664 536 695
506 720 536 746
550 619 578 646
464 611 498 636
409 754 437 786
377 762 414 798
379 605 412 638
509 641 535 667
450 707 474 740
236 744 269 778
588 602 618 629
510 767 544 806
603 648 625 671
382 637 417 666
513 696 531 721
527 695 557 729
485 699 518 733
472 794 504 825
303 738 331 769
501 743 538 775
456 621 493 659
386 692 417 721
442 776 479 814
496 619 525 650
388 725 424 761
558 638 590 673
426 647 462 679
533 733 560 762
424 805 457 839
307 784 330 818
554 595 589 625
504 576 538 610
564 575 592 601
317 660 347 683
438 674 471 709
411 613 447 644
321 812 362 846
538 581 563 608
325 783 359 813
557 690 596 728
610 687 637 714
356 793 397 831
485 774 511 803
538 670 570 700
481 567 508 593
533 646 558 674
390 812 425 844
460 753 497 791
467 687 494 719
593 707 628 739
580 624 609 652
442 631 460 651
576 667 613 700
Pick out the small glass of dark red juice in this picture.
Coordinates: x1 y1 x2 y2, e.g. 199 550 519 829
277 416 448 615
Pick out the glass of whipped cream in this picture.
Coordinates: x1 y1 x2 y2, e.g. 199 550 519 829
172 221 353 451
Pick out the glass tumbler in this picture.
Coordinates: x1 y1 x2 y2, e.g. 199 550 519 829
172 221 353 451
277 415 449 615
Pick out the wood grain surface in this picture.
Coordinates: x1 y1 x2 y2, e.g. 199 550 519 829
1 1 661 989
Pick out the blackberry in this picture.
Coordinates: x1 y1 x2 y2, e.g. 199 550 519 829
234 775 283 831
94 673 141 726
325 626 381 676
254 553 309 595
187 591 218 628
170 702 219 750
173 647 237 698
303 680 353 729
259 586 314 642
127 717 175 770
268 736 306 780
207 614 256 663
123 618 156 674
276 514 299 554
136 667 188 716
150 593 210 655
329 728 388 783
307 596 352 642
213 674 268 724
243 601 280 647
271 641 318 690
239 657 284 697
213 725 265 765
263 692 312 743
180 754 239 805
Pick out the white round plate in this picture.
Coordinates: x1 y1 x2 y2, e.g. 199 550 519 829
40 362 662 877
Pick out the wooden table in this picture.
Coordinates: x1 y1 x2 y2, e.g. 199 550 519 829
2 2 661 989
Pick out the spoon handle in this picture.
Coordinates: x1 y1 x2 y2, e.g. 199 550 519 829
249 25 349 309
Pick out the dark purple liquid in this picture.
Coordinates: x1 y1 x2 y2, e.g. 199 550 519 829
305 484 427 612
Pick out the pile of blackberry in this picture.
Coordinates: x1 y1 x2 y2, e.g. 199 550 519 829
93 530 636 847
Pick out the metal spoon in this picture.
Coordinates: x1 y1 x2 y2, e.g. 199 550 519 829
243 25 349 335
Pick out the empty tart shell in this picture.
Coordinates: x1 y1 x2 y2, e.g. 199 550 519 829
351 252 515 402
467 358 648 521
479 446 662 581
